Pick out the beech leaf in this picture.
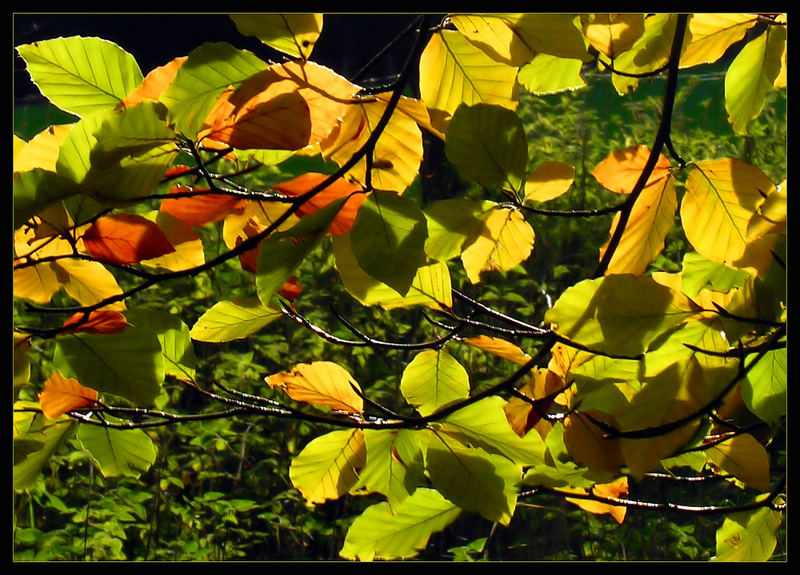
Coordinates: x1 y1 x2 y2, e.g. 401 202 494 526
38 371 99 419
266 361 364 414
83 213 176 265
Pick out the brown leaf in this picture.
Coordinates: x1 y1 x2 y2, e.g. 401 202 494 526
273 172 365 235
82 213 176 265
159 185 247 228
62 310 130 334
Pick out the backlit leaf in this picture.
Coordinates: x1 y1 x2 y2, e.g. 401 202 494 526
714 506 782 561
289 429 366 504
564 476 629 524
273 172 365 235
54 258 127 311
139 211 206 272
680 13 757 69
517 54 586 95
400 348 470 416
724 24 786 135
82 213 176 265
159 185 247 228
120 56 187 108
38 371 99 419
353 429 425 509
13 401 76 491
610 14 678 95
500 14 591 61
461 206 534 284
266 361 363 414
230 14 323 61
581 14 645 59
741 346 786 425
13 124 72 173
190 297 282 343
706 433 770 492
423 198 494 262
445 103 528 193
592 146 672 195
464 335 531 365
340 488 461 561
523 161 575 203
62 310 130 335
16 36 143 117
419 29 518 134
680 159 779 275
450 14 534 66
77 425 157 478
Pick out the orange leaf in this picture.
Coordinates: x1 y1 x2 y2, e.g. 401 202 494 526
159 185 247 227
119 56 187 109
62 310 130 334
565 476 629 524
273 172 365 235
199 60 359 151
592 146 672 194
83 214 176 265
278 276 303 302
38 371 99 419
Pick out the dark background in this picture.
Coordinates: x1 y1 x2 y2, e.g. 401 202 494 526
13 13 427 104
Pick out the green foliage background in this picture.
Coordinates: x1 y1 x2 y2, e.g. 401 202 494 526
13 51 786 559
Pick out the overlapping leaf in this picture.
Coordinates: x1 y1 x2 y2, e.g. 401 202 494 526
400 348 470 416
461 206 535 284
680 13 757 69
266 361 364 414
230 14 323 61
272 172 365 235
82 213 176 265
38 371 99 419
289 429 366 504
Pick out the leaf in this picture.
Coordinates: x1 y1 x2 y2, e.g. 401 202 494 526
13 401 76 491
190 297 283 343
706 433 770 492
139 211 206 272
13 124 72 173
610 14 678 95
319 92 425 193
419 29 518 134
463 335 531 365
16 36 143 117
450 14 535 66
680 14 757 69
499 14 591 61
289 429 366 504
53 258 127 311
159 185 247 228
591 145 672 195
713 506 782 561
400 348 470 416
354 429 426 509
564 476 629 524
679 251 750 298
62 310 130 335
339 488 461 561
77 425 157 478
230 14 323 61
680 159 779 275
517 53 586 95
426 431 521 525
82 213 176 265
272 172 365 236
199 60 359 151
266 361 363 414
580 14 645 60
349 191 428 296
333 233 453 311
599 172 677 276
125 309 197 383
562 413 626 474
445 103 528 193
544 274 698 357
741 346 786 425
423 198 494 262
159 41 269 138
523 161 575 203
120 56 187 108
53 325 164 406
13 168 83 229
38 371 99 419
461 206 534 284
724 24 786 135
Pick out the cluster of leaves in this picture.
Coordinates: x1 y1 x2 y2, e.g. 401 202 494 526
14 14 786 561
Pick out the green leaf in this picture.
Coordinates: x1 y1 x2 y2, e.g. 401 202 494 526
680 251 750 297
423 198 494 262
440 396 546 466
713 505 782 561
16 36 143 117
289 429 365 504
741 345 786 424
354 429 426 509
77 425 157 478
13 401 76 491
13 168 82 229
725 25 786 136
349 191 428 296
426 431 520 525
125 309 196 382
400 348 470 416
53 325 164 406
545 274 698 357
339 488 462 561
256 197 347 306
445 103 528 194
159 41 268 137
190 297 283 343
610 14 677 95
517 53 586 95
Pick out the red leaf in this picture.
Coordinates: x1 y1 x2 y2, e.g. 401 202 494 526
278 277 303 302
83 214 176 265
164 164 193 178
273 173 365 235
159 185 247 227
62 310 130 334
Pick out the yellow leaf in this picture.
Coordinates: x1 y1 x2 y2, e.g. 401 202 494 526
581 14 645 59
563 412 626 473
450 14 534 66
231 14 323 61
706 433 770 492
55 258 126 311
523 161 575 203
13 124 73 173
600 174 677 276
38 371 99 419
464 335 531 365
461 206 534 284
592 146 672 195
419 29 518 134
266 361 364 414
680 14 758 69
320 92 424 193
290 429 366 504
680 159 779 275
565 476 629 524
140 211 205 272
